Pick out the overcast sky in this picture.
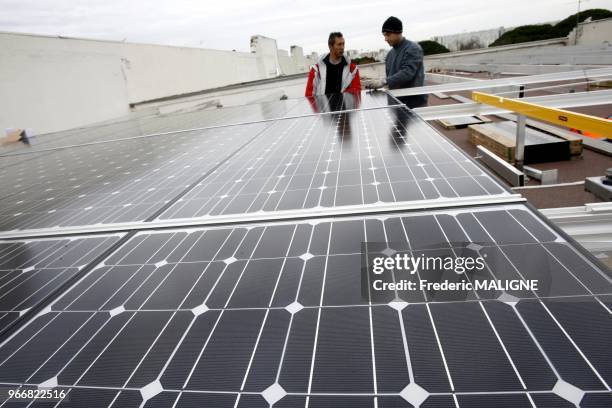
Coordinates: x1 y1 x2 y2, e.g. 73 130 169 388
1 0 609 54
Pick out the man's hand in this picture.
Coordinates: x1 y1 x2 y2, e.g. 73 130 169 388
363 78 386 90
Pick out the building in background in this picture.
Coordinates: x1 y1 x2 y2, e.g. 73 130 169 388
290 45 308 73
568 17 612 45
432 27 511 51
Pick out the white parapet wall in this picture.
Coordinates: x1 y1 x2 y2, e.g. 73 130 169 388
279 55 298 76
570 18 612 46
425 40 612 74
290 46 308 73
0 32 132 136
1 31 307 135
121 42 262 103
250 35 281 78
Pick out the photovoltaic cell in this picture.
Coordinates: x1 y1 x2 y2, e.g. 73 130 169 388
0 205 609 407
0 234 122 334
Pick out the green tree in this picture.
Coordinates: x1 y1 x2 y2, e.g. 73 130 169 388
352 56 377 65
490 24 556 46
418 40 450 56
553 8 612 36
489 8 612 47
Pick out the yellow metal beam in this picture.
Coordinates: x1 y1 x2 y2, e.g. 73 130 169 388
472 91 612 138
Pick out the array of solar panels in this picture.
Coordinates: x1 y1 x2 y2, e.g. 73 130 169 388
0 95 507 232
0 91 610 408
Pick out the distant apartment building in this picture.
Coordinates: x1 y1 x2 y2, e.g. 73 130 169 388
431 27 510 51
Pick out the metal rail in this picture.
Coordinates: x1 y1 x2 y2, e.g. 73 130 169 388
414 89 612 120
392 67 612 97
0 195 525 240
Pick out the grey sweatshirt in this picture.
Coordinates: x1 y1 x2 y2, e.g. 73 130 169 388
385 38 427 108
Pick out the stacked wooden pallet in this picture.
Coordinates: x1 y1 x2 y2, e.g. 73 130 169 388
494 113 583 156
468 121 572 164
436 115 491 130
588 80 612 90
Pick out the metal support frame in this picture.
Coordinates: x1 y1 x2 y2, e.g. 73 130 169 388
541 202 612 242
515 114 527 169
0 194 525 240
476 145 525 187
581 136 612 157
392 67 612 97
585 177 612 201
523 166 559 185
414 89 612 121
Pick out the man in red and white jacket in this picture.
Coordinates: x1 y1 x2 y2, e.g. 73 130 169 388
305 32 361 97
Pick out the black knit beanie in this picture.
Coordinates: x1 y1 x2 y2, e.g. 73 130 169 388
382 16 403 33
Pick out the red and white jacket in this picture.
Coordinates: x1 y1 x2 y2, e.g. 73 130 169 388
305 54 361 96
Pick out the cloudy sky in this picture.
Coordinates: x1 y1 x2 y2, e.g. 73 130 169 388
1 0 609 54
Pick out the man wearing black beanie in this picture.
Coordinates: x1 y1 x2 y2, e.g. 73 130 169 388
365 16 427 108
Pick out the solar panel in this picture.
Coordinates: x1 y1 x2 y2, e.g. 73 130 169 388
0 123 270 231
0 90 609 408
0 93 405 232
1 106 510 232
0 205 609 407
0 98 301 156
160 107 509 220
0 92 395 157
0 234 122 334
